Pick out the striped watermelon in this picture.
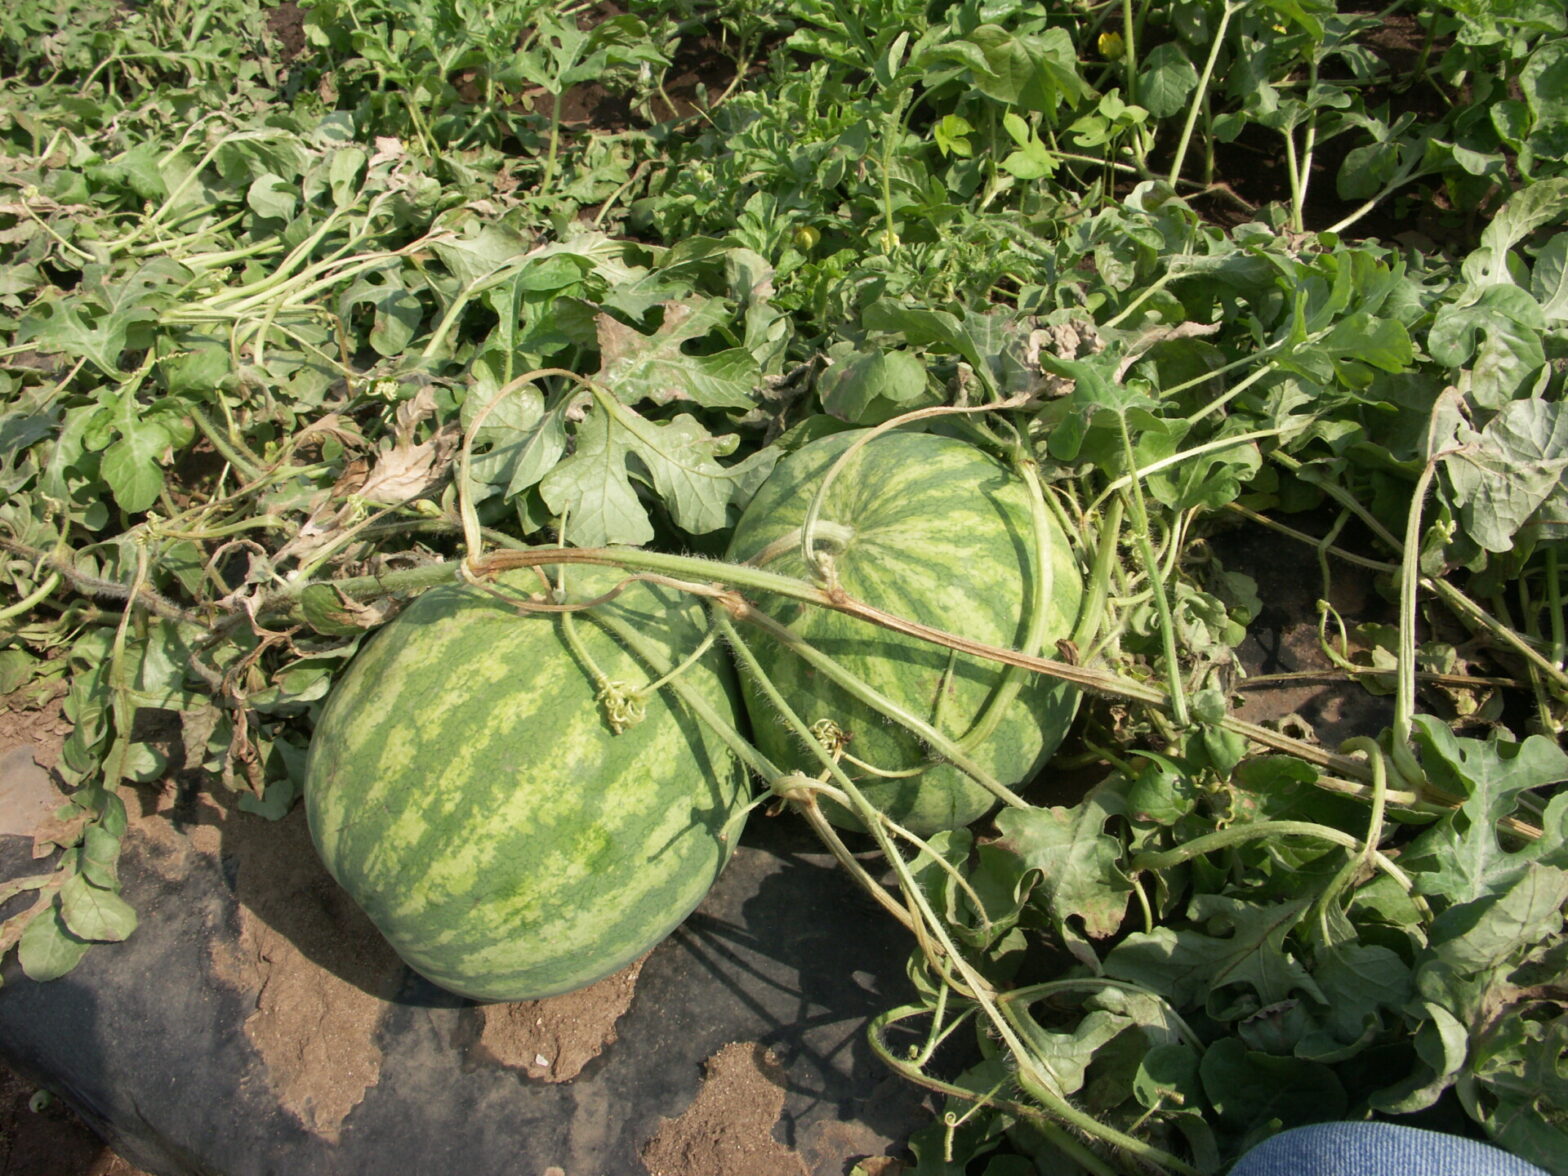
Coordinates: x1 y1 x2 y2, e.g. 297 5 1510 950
304 567 750 1002
725 429 1082 835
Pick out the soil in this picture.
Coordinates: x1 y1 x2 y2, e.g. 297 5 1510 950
0 699 895 1176
639 1042 807 1176
0 1066 141 1176
473 956 646 1083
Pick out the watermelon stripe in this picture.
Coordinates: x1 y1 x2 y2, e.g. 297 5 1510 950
305 568 749 1001
726 429 1083 835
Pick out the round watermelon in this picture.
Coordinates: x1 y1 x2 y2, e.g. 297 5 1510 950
725 429 1083 835
304 567 751 1002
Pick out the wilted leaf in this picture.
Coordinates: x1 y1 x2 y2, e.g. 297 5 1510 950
1443 399 1568 551
596 299 759 410
993 787 1132 938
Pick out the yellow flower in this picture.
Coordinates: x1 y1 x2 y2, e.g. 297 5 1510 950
1098 31 1125 60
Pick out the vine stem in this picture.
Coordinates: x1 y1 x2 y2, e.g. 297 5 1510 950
1130 819 1415 891
1118 414 1190 728
0 571 62 624
1394 458 1441 786
328 542 1382 784
1167 0 1241 188
726 596 1024 810
713 617 1197 1176
0 531 1493 805
1263 457 1568 693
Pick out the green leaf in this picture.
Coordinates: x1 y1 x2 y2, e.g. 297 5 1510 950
1427 863 1568 975
17 901 91 982
1199 1038 1346 1131
1321 312 1413 375
1010 1006 1132 1097
616 409 778 536
1428 285 1547 410
78 824 122 889
246 172 298 220
99 419 172 514
1470 1009 1568 1171
818 348 932 424
1461 177 1568 289
1105 896 1317 1009
999 112 1056 180
933 113 974 158
429 223 533 289
539 405 652 546
0 408 58 460
1125 753 1200 825
1404 716 1568 901
1521 38 1568 135
1259 0 1329 39
1369 1000 1470 1113
328 146 367 207
1530 233 1568 323
1146 430 1262 512
965 25 1088 115
0 648 40 694
992 787 1133 938
59 872 139 942
1139 43 1199 120
125 617 203 709
862 299 970 358
1311 942 1413 1045
19 293 159 378
1133 1043 1221 1169
338 269 425 358
1133 1042 1203 1111
505 400 572 499
1337 141 1401 200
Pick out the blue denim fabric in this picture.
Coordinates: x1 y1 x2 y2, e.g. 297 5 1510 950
1229 1122 1550 1176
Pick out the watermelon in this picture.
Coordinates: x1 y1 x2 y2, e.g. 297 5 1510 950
725 429 1082 835
304 567 751 1002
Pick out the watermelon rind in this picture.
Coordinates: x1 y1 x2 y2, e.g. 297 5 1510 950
304 566 751 1002
725 429 1083 835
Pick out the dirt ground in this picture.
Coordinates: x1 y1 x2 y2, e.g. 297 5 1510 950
1 703 833 1176
0 1064 144 1176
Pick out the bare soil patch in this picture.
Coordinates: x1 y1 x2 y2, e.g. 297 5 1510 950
641 1042 807 1176
474 956 646 1082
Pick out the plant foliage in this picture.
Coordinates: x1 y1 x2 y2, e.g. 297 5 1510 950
1 1 1565 1172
